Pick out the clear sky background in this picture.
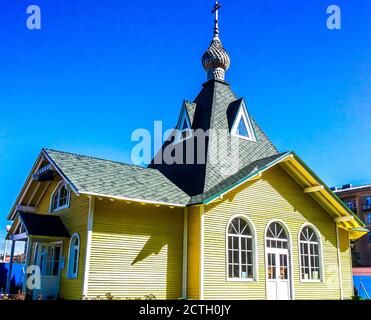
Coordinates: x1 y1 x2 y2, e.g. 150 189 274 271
0 0 370 251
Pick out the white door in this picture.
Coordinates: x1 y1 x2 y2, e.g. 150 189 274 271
33 244 62 300
266 222 291 300
267 249 290 300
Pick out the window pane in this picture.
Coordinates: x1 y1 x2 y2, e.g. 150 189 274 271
233 264 239 278
228 220 238 234
73 248 78 274
268 253 276 279
228 250 232 264
233 250 239 264
247 252 253 265
236 118 249 137
241 237 246 250
246 238 252 251
241 251 246 264
233 237 239 250
280 254 288 280
228 265 233 278
228 236 233 250
247 266 253 279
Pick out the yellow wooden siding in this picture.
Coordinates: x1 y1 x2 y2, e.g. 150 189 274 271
187 205 201 300
35 180 89 300
86 200 183 300
200 165 351 300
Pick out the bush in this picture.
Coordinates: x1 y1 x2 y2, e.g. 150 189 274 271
81 293 156 301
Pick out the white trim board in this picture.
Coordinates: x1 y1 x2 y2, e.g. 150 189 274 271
83 196 95 297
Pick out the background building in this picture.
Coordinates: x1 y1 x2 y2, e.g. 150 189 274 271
334 184 371 267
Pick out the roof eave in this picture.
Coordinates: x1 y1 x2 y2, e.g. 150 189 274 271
202 151 292 205
6 149 81 221
199 151 366 237
42 149 80 196
290 151 367 230
80 191 188 208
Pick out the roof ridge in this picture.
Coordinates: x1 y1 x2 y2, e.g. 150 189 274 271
43 148 153 171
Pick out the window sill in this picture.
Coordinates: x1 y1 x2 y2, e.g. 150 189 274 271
50 204 70 213
231 133 256 142
300 279 323 283
226 278 257 283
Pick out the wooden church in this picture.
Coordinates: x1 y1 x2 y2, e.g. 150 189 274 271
5 2 367 300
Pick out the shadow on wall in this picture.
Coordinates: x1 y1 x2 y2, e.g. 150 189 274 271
94 200 184 300
214 165 339 249
0 263 25 294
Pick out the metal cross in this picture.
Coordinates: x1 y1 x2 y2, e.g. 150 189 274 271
211 2 221 37
212 2 221 22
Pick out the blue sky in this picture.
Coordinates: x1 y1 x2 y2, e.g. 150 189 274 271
0 0 370 250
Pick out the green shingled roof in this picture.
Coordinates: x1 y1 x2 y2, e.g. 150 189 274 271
43 148 289 207
44 149 191 206
189 152 289 205
151 79 279 196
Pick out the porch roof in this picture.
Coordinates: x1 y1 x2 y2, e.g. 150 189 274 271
7 212 70 240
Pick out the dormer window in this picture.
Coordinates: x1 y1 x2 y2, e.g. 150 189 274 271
231 103 256 142
50 182 70 212
174 109 192 144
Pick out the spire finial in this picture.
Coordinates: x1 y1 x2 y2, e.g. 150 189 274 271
201 1 230 81
212 1 221 39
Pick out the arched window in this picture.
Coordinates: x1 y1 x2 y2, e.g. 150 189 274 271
67 233 80 279
299 225 321 281
266 222 288 249
50 182 70 212
227 216 255 280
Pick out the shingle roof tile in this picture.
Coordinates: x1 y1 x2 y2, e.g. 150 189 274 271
45 149 190 206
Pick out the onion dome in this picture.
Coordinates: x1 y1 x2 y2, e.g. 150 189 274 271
202 2 230 81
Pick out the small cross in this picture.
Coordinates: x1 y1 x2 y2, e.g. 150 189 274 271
212 2 221 21
211 1 221 37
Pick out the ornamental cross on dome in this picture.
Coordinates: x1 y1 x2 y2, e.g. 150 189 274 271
212 1 221 37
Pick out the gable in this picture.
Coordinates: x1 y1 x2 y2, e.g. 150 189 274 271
193 151 366 239
213 165 335 225
6 152 66 220
7 148 191 221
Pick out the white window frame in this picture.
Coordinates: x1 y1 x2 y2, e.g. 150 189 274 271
174 108 193 144
50 181 71 213
225 214 258 282
67 233 80 279
298 223 324 283
231 103 256 142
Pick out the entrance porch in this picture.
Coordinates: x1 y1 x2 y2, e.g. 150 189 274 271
6 212 70 300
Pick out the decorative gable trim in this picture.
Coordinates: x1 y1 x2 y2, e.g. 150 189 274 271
230 101 256 142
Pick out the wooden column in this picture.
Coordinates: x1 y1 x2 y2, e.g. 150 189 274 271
22 238 32 294
6 240 16 294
